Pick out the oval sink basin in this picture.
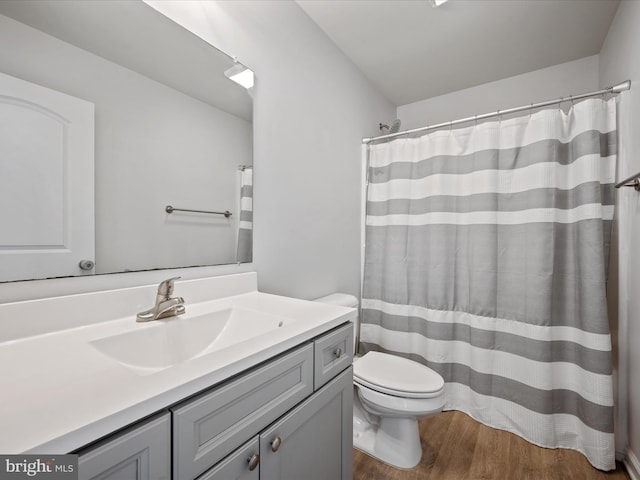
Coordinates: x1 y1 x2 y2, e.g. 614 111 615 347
89 307 290 374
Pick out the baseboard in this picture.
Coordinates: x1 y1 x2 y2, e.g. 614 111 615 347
624 449 640 480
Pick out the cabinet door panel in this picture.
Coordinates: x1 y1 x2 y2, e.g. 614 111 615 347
260 366 353 480
197 437 259 480
77 413 170 480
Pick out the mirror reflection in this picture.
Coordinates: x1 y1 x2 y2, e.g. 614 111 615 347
0 0 253 283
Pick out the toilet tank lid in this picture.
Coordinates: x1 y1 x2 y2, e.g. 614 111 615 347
313 293 359 308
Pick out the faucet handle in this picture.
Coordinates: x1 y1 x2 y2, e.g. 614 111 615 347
158 276 181 297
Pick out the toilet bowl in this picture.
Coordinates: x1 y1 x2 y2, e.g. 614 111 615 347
314 294 445 469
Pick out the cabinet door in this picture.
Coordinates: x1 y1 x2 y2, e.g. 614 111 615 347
77 413 170 480
260 366 353 480
198 437 260 480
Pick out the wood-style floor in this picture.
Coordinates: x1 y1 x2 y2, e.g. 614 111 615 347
353 411 630 480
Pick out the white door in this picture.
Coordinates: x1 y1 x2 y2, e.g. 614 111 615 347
0 71 94 282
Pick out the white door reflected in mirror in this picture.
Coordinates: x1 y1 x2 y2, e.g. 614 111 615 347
0 71 94 282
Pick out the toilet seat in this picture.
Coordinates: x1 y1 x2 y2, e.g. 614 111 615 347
354 351 444 399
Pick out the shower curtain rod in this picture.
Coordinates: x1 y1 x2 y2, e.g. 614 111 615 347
362 80 631 144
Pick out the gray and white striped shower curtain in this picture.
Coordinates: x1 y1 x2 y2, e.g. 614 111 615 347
236 167 253 263
361 98 616 470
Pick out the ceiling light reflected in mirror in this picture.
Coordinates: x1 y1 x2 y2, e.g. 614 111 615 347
225 63 255 89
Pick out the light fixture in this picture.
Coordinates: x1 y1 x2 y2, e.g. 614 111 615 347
224 63 254 89
429 0 449 7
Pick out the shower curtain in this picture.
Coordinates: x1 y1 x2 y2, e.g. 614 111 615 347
361 98 617 470
236 167 253 263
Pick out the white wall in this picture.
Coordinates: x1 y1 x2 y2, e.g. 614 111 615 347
0 1 394 303
0 14 251 275
599 1 640 477
145 0 395 301
398 55 599 129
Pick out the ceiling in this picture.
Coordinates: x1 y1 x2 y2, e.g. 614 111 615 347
296 0 620 106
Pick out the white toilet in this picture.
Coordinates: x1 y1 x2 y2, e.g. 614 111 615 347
315 294 445 469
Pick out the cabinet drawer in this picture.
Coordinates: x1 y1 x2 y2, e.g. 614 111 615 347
314 322 353 390
77 412 171 480
173 344 313 480
197 437 259 480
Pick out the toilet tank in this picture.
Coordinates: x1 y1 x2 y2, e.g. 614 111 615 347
314 293 358 309
314 293 359 353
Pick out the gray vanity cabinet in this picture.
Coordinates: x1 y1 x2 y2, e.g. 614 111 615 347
77 412 171 480
73 322 353 480
259 366 353 480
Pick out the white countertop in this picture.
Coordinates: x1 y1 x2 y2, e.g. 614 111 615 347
0 273 355 454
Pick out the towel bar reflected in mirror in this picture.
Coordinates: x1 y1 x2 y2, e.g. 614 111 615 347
165 205 232 218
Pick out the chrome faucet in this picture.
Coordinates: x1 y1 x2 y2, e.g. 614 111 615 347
136 277 186 322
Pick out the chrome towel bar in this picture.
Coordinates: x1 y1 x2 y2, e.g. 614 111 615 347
165 205 232 218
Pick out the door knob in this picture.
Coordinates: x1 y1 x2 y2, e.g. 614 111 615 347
79 259 95 271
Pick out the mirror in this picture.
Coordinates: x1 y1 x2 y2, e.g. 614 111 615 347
0 0 253 282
